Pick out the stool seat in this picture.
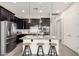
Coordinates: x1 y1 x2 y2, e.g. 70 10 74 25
49 43 57 46
23 43 31 46
37 43 44 46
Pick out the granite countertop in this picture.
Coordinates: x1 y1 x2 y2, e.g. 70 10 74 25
19 35 57 40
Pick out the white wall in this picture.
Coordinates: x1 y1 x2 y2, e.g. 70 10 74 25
61 3 79 54
50 15 63 40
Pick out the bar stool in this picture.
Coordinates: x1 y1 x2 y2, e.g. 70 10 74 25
37 43 44 56
23 43 32 56
48 43 57 56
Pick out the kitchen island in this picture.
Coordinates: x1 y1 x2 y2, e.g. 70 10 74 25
20 35 60 56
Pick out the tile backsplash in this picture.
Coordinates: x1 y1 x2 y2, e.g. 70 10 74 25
16 29 29 34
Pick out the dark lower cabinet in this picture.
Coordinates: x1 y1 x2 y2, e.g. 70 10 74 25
6 37 16 53
16 34 26 44
6 41 16 53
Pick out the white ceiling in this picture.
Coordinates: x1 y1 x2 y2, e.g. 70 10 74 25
0 2 72 18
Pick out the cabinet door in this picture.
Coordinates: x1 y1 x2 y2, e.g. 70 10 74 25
10 14 14 22
6 41 16 53
0 6 14 21
17 19 23 29
16 19 30 29
23 20 30 29
14 17 17 23
30 19 39 26
41 18 50 26
0 8 8 21
26 23 30 29
7 12 14 22
23 20 26 29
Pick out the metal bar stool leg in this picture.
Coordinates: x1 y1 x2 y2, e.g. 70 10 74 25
23 44 32 56
29 46 32 55
48 46 51 55
37 46 40 56
37 46 44 56
23 46 27 56
48 46 53 56
41 46 44 56
37 43 44 56
53 46 57 56
48 43 57 56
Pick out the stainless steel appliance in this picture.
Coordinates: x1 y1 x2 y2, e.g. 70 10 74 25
0 21 17 55
0 22 1 55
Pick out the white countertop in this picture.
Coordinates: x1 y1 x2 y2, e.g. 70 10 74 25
20 35 57 40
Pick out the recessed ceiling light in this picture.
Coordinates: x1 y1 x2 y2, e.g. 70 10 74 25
22 10 25 12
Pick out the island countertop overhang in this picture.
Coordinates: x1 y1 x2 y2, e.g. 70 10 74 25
19 35 60 40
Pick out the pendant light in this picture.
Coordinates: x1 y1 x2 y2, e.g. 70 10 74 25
28 2 31 23
50 2 52 36
39 2 44 35
39 2 42 24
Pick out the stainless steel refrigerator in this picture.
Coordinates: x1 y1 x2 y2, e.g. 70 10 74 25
0 21 1 55
0 21 17 55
